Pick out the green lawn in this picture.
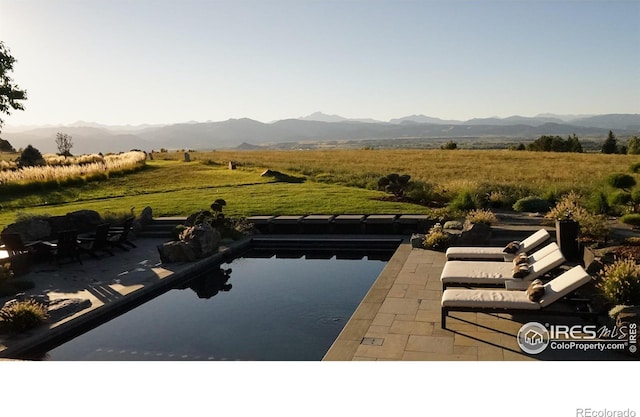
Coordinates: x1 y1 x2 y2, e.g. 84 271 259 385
0 160 426 229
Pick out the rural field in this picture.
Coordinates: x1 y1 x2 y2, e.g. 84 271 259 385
1 148 639 230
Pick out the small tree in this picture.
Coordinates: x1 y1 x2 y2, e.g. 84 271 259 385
55 132 73 156
16 144 44 167
567 133 583 153
602 130 618 154
441 141 457 150
627 136 640 155
0 41 27 136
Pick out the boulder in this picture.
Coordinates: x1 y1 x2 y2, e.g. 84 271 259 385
410 233 427 249
2 218 51 242
157 241 197 263
49 210 102 235
157 224 221 263
179 224 221 257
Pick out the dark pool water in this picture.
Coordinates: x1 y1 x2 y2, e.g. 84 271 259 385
39 248 393 361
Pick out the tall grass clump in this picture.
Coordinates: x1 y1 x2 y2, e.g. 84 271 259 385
423 223 450 250
0 298 48 333
465 208 498 225
0 151 146 191
546 191 610 242
598 257 640 307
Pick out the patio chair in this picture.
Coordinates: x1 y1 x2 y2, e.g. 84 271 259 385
445 228 551 261
440 244 566 290
41 229 83 265
441 265 595 328
78 223 115 258
0 232 43 257
107 217 137 251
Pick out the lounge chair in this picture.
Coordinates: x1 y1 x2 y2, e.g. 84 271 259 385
440 244 565 290
445 228 550 261
441 265 595 328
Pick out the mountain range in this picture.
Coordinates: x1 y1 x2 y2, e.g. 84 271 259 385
2 113 639 155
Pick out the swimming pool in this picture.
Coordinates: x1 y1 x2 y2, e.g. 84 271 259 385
34 244 397 361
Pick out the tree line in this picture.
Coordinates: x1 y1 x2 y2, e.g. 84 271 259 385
514 131 639 154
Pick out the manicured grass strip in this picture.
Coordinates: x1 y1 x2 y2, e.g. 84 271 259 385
0 181 426 228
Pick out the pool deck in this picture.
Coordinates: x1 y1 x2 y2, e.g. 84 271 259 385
324 243 632 361
0 232 634 360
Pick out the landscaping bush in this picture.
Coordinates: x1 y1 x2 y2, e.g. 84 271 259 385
0 299 48 333
606 173 636 190
485 190 513 208
465 208 497 225
587 191 609 215
620 214 640 227
608 190 632 207
512 196 552 213
546 191 610 242
423 223 450 250
377 173 412 198
449 189 478 211
598 257 640 307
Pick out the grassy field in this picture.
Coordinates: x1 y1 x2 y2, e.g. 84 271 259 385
1 149 639 229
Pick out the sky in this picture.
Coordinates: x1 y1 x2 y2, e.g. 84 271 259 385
1 0 639 127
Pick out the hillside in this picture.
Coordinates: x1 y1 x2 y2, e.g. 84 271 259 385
2 113 638 154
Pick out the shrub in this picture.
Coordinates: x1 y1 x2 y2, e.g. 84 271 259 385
378 173 412 198
546 191 583 221
546 191 610 242
485 190 512 208
423 223 450 250
630 162 640 173
0 299 48 333
606 173 636 190
620 214 640 227
449 189 477 211
404 181 436 204
465 208 497 225
512 196 552 213
608 191 632 207
587 191 609 215
598 258 640 306
441 141 458 150
16 145 45 167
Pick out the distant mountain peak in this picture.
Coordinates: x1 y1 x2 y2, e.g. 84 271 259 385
298 112 349 123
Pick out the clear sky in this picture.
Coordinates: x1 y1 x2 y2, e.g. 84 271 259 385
1 0 639 126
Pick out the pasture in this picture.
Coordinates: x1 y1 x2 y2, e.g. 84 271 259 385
0 149 639 229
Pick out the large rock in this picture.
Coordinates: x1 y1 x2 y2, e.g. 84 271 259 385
2 218 51 241
157 224 221 263
179 224 221 257
48 210 102 235
157 241 197 263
